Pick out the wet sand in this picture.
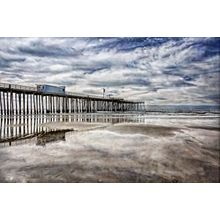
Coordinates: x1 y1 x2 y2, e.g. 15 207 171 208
41 121 110 131
0 114 219 183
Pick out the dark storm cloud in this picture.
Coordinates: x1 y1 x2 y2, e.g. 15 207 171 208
89 78 151 87
204 94 220 103
0 37 219 104
0 56 25 68
88 37 171 52
17 40 80 58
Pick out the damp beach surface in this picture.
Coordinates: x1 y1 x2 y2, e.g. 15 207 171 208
0 113 219 183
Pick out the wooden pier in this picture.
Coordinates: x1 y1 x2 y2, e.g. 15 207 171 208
0 83 144 116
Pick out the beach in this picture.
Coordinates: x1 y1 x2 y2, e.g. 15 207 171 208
0 113 219 182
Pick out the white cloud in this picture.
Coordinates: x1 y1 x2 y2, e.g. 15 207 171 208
0 37 219 104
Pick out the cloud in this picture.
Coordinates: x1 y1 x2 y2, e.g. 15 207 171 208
0 37 219 104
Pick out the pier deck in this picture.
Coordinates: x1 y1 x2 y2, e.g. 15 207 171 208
0 83 144 115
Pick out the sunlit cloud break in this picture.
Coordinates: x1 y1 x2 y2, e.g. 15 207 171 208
0 37 219 104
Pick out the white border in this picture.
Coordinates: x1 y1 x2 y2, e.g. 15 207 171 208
0 0 219 220
0 184 220 220
0 0 219 36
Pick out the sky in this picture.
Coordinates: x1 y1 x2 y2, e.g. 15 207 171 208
0 37 219 105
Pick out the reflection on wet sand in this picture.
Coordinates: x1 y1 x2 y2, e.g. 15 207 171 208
0 113 144 146
0 113 219 183
36 130 67 146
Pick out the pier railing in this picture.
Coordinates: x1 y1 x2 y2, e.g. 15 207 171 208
0 82 37 92
0 82 125 101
